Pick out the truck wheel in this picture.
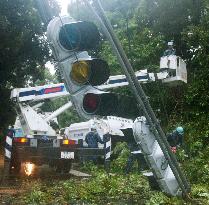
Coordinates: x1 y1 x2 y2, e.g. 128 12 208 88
63 160 72 173
2 159 11 178
10 157 21 175
9 150 21 175
55 160 72 173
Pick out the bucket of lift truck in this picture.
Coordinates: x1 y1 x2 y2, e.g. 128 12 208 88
160 55 187 86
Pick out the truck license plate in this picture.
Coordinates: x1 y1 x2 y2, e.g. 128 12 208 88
61 151 74 159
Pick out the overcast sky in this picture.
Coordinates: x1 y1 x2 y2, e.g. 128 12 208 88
57 0 69 15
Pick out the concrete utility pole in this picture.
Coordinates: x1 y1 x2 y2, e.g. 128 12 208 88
34 0 53 24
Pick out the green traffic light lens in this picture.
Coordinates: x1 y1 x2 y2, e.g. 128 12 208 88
59 23 80 50
71 61 90 84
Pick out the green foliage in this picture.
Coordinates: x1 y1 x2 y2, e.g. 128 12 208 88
111 142 130 173
35 68 58 85
17 172 152 204
192 184 209 204
0 0 48 88
0 0 59 129
23 182 48 205
182 145 209 184
0 87 16 132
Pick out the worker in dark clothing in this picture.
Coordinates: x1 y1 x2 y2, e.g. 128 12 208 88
163 41 176 56
7 126 15 138
120 128 148 174
125 142 148 174
167 126 184 153
85 128 104 162
85 128 104 148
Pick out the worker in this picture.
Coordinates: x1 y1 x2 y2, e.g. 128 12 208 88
7 125 16 138
85 128 104 163
125 141 148 174
85 128 104 148
167 126 184 153
163 41 176 56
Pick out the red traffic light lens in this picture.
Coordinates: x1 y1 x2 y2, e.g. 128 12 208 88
83 93 100 114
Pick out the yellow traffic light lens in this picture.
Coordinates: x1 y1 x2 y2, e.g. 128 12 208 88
71 61 90 84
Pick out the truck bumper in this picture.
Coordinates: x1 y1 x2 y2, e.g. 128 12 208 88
13 143 105 165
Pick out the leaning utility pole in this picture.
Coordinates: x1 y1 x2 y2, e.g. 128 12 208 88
34 0 53 24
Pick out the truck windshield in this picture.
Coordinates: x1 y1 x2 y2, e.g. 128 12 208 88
15 128 24 137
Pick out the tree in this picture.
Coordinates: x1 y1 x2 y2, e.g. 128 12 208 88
0 0 59 131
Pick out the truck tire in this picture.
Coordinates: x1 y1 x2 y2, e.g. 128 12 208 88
2 159 11 179
10 155 21 175
55 160 72 174
9 148 21 175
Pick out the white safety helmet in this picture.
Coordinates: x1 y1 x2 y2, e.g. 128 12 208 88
168 41 173 46
91 123 97 131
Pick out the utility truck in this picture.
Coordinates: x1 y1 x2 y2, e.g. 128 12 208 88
5 83 114 175
4 83 77 175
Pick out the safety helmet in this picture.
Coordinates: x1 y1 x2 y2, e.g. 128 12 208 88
168 41 174 46
176 126 184 135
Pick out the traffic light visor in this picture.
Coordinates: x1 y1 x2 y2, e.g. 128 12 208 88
89 59 110 86
59 21 100 51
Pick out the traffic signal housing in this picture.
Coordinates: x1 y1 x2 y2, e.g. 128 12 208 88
47 16 139 119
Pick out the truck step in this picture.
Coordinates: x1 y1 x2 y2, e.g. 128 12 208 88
69 169 91 177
